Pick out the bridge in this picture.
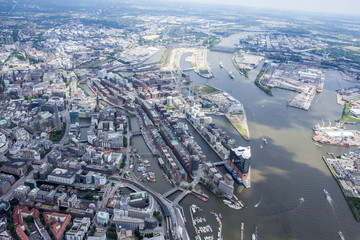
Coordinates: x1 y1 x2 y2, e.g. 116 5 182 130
182 68 194 72
212 161 226 166
172 190 190 205
163 187 181 198
136 152 155 156
131 131 142 136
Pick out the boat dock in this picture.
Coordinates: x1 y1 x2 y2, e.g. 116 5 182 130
241 222 244 240
211 212 223 240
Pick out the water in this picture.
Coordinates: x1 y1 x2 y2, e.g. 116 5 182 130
130 118 172 195
144 46 166 64
131 36 360 238
177 48 360 239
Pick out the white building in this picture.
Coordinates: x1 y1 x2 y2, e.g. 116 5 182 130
96 211 109 226
93 172 107 185
98 70 107 79
65 217 90 240
47 168 79 185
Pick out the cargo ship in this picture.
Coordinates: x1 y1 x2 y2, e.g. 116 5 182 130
323 189 331 200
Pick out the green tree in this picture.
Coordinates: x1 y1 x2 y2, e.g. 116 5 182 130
83 192 94 200
25 215 33 225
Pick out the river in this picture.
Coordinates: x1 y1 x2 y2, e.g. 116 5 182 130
177 48 360 239
133 38 360 238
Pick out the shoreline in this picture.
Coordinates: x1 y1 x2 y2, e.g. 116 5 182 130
225 112 251 141
322 156 360 221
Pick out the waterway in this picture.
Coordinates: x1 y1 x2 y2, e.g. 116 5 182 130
130 117 173 195
133 36 360 239
178 48 360 239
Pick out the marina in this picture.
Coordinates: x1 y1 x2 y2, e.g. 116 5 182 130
190 204 223 240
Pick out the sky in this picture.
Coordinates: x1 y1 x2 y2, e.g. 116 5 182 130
168 0 360 16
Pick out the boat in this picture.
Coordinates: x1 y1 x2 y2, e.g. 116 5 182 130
223 199 242 210
218 213 222 219
252 234 256 240
323 189 331 200
262 138 268 144
194 194 208 202
229 71 234 79
219 61 223 68
338 231 345 240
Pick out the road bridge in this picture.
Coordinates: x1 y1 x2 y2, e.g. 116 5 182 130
212 161 226 166
163 187 181 198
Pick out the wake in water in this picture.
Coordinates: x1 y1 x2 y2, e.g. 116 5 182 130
327 197 336 211
255 197 305 217
254 194 262 208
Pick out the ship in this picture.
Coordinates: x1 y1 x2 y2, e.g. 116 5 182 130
192 192 209 202
223 199 243 210
316 84 323 93
323 189 331 200
219 61 223 68
229 71 234 79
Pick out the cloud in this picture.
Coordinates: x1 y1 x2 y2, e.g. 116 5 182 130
168 0 360 15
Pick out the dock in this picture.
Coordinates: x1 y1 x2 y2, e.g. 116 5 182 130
240 222 244 240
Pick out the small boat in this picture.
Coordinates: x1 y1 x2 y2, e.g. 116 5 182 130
219 61 223 68
262 138 268 144
338 231 345 240
218 213 222 219
324 189 331 200
229 71 234 79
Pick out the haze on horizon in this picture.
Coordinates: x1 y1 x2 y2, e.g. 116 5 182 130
165 0 360 16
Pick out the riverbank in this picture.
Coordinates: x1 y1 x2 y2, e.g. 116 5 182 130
254 70 273 96
232 55 249 79
339 101 360 123
225 113 250 141
322 156 360 221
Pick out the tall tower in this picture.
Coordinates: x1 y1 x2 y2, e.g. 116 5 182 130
53 104 62 131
